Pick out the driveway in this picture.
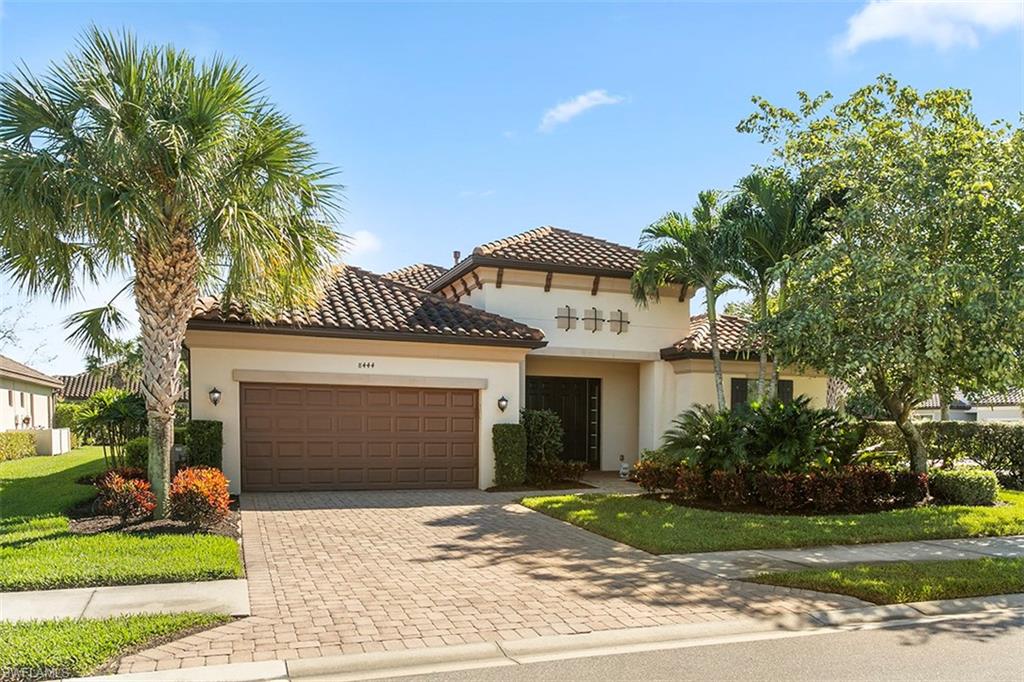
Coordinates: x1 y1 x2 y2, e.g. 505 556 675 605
117 489 862 674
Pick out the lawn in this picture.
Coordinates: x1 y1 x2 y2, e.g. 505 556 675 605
0 612 229 681
521 491 1024 554
0 447 243 591
750 557 1024 604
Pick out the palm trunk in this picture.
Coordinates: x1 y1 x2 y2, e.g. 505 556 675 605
133 228 199 517
770 272 789 400
706 287 726 411
756 288 768 402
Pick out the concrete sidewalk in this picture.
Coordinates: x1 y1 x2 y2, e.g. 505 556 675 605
0 579 249 622
667 535 1024 579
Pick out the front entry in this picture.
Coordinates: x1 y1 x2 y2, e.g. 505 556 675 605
525 376 600 468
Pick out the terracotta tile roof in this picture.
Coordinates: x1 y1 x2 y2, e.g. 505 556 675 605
57 365 140 401
430 226 641 291
918 389 1024 409
660 314 759 360
0 354 62 389
190 266 546 348
382 263 449 291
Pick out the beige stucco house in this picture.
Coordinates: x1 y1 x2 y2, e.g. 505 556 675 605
1 354 71 455
912 390 1024 423
186 227 827 493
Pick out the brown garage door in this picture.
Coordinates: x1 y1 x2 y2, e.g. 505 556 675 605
240 383 478 491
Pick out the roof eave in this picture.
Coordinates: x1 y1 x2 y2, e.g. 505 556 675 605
660 348 767 362
427 254 635 293
187 319 548 350
0 369 63 389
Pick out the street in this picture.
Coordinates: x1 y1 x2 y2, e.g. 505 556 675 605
398 610 1024 682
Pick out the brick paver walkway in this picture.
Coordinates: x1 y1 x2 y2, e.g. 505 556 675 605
117 489 862 673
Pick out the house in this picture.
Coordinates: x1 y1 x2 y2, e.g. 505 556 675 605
1 354 71 455
186 226 827 493
912 390 1024 423
57 365 140 402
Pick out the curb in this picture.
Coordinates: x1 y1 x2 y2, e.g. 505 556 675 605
78 594 1024 682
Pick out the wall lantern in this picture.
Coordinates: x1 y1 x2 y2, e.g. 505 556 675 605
208 387 222 406
497 396 509 412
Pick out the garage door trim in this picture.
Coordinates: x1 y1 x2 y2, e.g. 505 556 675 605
232 369 488 390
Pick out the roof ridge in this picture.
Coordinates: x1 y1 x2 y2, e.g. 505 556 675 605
473 226 554 256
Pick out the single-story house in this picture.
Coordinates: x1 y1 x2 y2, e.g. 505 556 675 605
912 390 1024 423
1 354 62 431
57 365 140 402
186 226 827 494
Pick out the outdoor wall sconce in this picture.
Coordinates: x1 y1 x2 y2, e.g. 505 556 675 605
497 396 509 412
208 387 222 406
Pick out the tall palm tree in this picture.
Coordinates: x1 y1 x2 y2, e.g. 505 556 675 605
0 29 342 515
725 170 826 399
632 191 734 411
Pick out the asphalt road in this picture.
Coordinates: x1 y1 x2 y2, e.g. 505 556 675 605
397 611 1024 682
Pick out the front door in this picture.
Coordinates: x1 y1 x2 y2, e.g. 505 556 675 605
525 376 600 468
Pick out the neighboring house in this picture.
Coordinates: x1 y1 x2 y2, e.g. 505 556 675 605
1 354 62 430
912 390 1024 423
186 226 827 494
57 365 140 402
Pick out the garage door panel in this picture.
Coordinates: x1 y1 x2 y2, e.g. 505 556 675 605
240 383 478 491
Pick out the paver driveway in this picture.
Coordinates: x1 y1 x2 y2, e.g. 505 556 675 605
118 489 862 673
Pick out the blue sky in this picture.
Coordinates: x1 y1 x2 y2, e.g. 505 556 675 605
2 1 1022 374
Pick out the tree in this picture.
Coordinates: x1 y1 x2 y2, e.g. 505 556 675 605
739 76 1024 473
721 169 828 401
633 191 734 410
0 29 342 514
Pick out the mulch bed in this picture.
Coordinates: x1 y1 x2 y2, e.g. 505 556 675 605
486 480 596 493
66 497 241 540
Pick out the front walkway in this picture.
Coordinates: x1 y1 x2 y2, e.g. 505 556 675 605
115 488 861 674
668 535 1024 579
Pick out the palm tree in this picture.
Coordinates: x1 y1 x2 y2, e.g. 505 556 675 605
0 29 342 515
632 191 734 411
724 170 826 399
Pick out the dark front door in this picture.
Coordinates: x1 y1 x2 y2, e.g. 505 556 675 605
525 376 600 468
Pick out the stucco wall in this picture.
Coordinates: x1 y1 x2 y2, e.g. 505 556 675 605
669 359 829 412
913 405 1024 423
525 355 640 470
186 330 528 493
0 379 53 430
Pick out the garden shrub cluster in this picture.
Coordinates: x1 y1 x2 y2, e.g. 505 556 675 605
519 409 588 486
94 468 155 523
124 436 150 469
53 400 83 448
0 432 36 461
169 466 231 529
865 420 1024 489
492 423 527 486
929 468 999 506
186 420 223 468
635 399 944 513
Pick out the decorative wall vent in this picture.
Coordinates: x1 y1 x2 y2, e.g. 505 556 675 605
582 307 604 333
555 305 578 330
608 309 630 334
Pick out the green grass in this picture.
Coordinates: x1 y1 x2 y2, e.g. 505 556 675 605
0 447 243 591
521 490 1024 554
750 557 1024 604
0 613 230 681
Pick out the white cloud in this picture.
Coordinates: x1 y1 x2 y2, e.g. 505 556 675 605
343 230 382 262
835 1 1023 55
539 89 624 132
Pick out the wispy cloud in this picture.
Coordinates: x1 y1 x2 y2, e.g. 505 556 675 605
835 0 1023 55
539 89 624 133
343 230 382 262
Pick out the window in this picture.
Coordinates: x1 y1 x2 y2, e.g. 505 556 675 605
730 378 794 408
19 392 24 407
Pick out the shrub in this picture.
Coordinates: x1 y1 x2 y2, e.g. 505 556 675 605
124 436 150 469
95 472 155 523
754 472 806 512
805 470 845 512
519 409 564 464
74 388 147 467
930 468 999 506
0 432 35 461
493 424 527 486
174 426 189 446
169 466 231 529
708 469 746 506
526 459 588 487
186 420 223 468
744 397 867 473
633 459 677 493
53 401 83 447
663 405 747 473
673 466 705 500
893 470 929 506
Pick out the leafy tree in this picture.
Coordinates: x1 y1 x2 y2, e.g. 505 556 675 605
740 76 1024 473
0 29 342 513
74 388 147 468
633 192 734 410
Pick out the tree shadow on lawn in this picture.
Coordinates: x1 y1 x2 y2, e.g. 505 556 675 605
0 457 105 521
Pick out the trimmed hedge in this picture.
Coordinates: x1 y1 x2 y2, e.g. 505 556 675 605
124 436 149 469
186 420 222 468
520 409 564 463
53 401 82 448
0 432 35 461
865 420 1024 488
930 468 999 506
493 424 527 486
